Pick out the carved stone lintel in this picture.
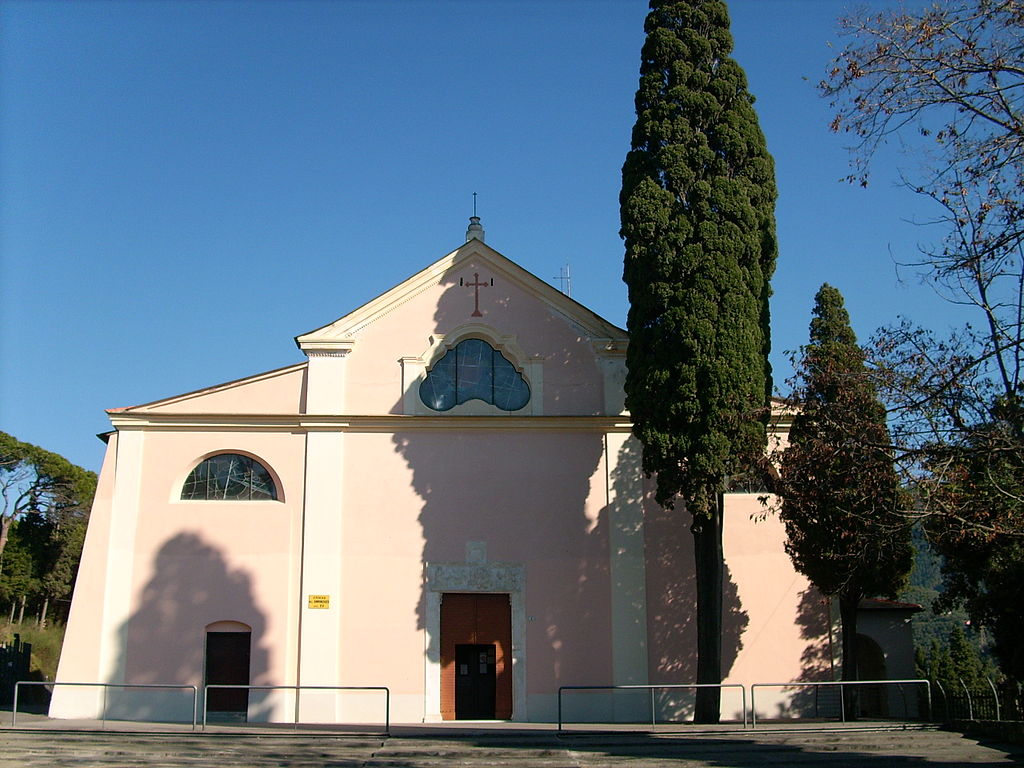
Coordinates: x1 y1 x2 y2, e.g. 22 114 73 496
425 562 525 593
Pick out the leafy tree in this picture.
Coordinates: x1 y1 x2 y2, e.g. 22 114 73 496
776 285 913 683
917 639 955 688
917 624 1000 693
620 0 776 722
0 432 95 624
928 426 1024 679
902 524 975 653
948 624 993 689
0 432 95 562
0 528 40 622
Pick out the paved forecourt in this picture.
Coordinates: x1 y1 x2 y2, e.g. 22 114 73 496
1 724 1022 767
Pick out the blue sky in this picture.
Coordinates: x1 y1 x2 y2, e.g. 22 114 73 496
1 0 952 473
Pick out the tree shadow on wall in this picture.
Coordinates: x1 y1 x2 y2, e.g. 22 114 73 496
111 533 271 723
393 426 609 720
392 253 626 721
642 470 749 722
770 586 835 720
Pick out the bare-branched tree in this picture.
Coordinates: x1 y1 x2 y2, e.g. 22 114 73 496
822 0 1024 680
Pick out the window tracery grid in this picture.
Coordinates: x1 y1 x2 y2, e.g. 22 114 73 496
181 453 278 500
419 338 530 412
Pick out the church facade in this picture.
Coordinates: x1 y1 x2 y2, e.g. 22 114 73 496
52 222 835 724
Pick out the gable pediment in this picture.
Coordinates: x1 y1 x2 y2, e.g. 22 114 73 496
294 239 627 353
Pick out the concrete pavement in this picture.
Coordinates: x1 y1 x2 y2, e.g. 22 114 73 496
2 724 1022 767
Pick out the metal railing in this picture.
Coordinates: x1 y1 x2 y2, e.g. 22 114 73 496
12 681 198 729
557 683 748 731
931 677 1021 721
201 684 390 735
750 679 931 728
15 676 994 733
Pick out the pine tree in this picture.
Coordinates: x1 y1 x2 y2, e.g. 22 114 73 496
777 284 913 685
947 624 985 690
620 0 777 723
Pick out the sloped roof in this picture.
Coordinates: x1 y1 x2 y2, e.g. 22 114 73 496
859 598 924 613
106 362 307 414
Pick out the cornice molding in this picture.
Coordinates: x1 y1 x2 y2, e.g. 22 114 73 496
298 340 356 356
107 412 638 434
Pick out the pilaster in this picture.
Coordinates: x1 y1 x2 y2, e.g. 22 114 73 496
300 342 355 414
593 340 627 416
297 429 346 721
605 432 648 686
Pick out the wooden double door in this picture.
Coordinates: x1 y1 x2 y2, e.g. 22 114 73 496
440 593 512 720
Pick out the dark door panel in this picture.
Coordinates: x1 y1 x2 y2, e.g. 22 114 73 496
205 631 251 719
455 643 496 719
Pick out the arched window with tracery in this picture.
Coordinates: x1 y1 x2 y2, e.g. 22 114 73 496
181 453 278 501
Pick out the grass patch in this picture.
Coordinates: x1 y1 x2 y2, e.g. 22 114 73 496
1 622 66 681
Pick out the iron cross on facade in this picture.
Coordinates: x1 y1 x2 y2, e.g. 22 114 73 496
460 272 492 317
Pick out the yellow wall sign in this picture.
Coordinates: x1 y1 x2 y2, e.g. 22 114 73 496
307 594 330 609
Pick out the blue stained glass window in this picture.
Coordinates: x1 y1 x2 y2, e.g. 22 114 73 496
181 454 278 500
419 339 530 412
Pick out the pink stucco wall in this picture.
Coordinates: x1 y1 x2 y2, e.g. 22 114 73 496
644 490 830 719
339 429 614 698
345 256 606 416
53 433 119 687
134 365 307 415
120 431 305 691
722 495 832 687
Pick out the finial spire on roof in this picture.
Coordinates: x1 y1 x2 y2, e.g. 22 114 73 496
466 192 485 242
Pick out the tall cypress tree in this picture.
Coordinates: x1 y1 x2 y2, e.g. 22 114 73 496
620 0 777 723
777 285 912 686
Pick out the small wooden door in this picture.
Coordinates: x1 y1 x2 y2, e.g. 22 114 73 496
205 631 251 720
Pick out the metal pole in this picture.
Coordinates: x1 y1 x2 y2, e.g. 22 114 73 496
102 684 108 730
650 687 656 728
557 687 563 732
11 682 20 726
750 685 758 729
959 677 973 721
839 682 846 724
986 676 1000 722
